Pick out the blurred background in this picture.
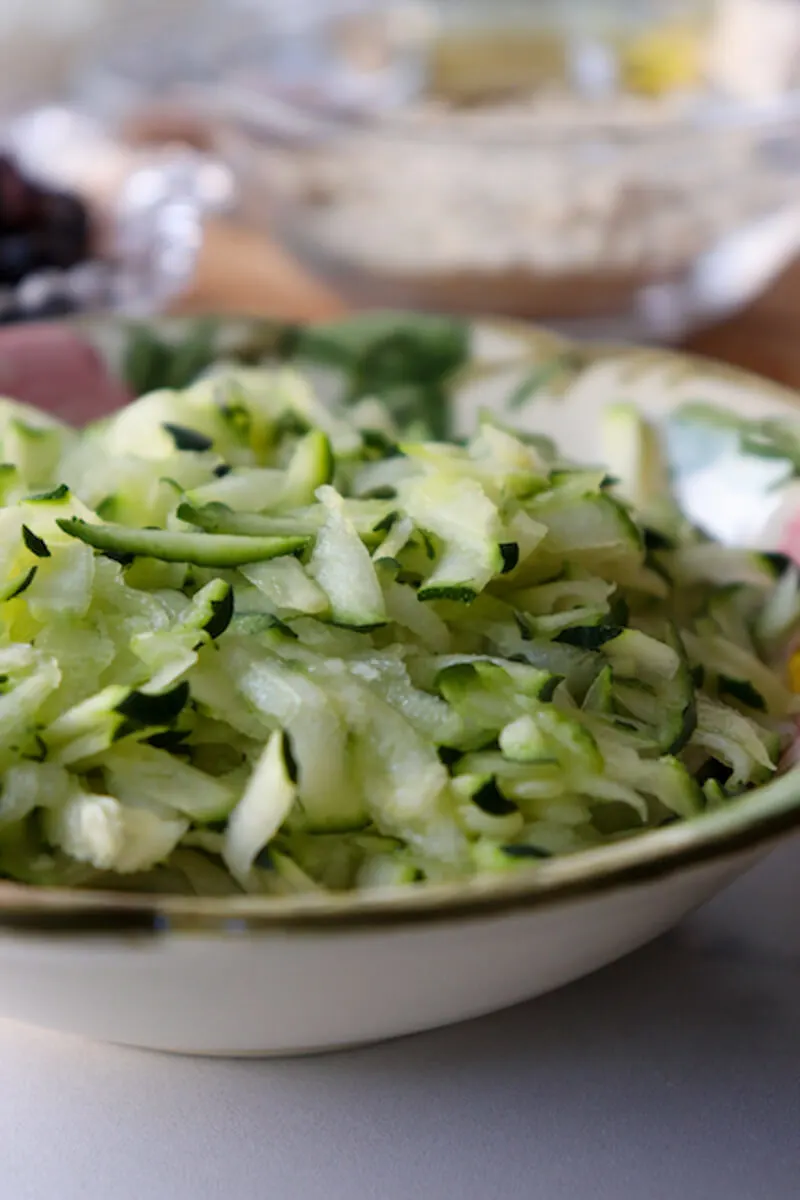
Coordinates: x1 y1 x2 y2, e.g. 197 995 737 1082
1 0 800 378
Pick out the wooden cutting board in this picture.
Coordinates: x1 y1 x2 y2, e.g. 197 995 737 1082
180 218 800 391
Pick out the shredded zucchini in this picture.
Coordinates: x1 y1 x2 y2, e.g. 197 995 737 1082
0 350 796 897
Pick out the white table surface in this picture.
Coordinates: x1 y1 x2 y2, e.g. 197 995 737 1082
3 836 800 1200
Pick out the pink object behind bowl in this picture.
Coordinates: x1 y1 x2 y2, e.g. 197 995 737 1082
780 508 800 565
0 324 131 424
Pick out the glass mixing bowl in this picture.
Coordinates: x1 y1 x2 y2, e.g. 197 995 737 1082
80 0 800 339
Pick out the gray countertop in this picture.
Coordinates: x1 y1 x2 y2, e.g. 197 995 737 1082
3 835 800 1200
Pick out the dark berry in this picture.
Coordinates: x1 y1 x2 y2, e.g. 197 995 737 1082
38 192 91 260
39 225 87 271
0 234 37 284
0 224 89 284
0 156 39 227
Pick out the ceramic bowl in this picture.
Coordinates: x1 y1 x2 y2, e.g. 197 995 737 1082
2 316 800 1057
